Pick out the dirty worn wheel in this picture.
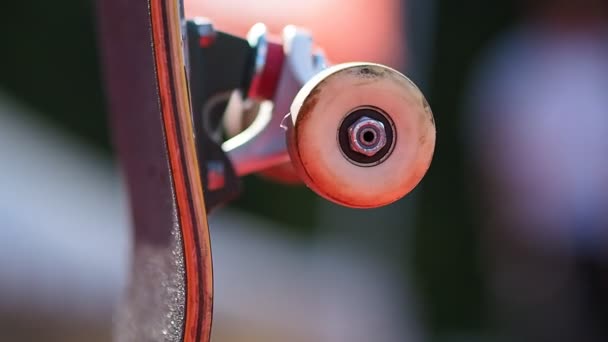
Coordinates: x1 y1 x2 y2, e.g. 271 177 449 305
285 62 436 208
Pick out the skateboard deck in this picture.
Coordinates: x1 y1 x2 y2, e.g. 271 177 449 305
97 0 212 341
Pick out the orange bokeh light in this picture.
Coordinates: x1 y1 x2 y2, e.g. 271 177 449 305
185 0 406 68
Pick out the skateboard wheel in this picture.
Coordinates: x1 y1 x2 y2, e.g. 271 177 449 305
257 163 302 184
286 62 436 208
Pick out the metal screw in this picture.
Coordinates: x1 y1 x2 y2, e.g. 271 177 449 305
207 160 225 191
192 17 216 47
347 116 387 157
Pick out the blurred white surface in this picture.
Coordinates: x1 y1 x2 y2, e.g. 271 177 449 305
0 91 419 341
0 92 130 322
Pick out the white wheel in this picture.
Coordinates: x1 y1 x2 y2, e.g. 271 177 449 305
286 62 436 208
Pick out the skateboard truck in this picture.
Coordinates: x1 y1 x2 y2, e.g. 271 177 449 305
98 5 435 341
187 18 436 212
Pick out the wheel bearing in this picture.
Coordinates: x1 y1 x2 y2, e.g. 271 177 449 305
338 106 396 167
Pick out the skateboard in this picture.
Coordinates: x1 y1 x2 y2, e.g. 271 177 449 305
97 0 435 341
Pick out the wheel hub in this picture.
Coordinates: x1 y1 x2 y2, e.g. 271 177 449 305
338 106 396 167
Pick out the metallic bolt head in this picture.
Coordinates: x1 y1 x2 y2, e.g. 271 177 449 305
347 116 387 157
192 17 216 47
192 17 214 35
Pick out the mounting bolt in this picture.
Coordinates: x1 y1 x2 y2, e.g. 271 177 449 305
192 17 216 47
347 116 387 157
